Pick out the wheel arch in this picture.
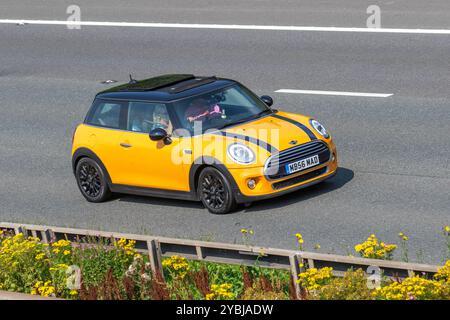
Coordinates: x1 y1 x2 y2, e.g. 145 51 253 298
72 148 113 187
188 156 243 201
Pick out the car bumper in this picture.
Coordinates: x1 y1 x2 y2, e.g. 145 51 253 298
228 144 338 203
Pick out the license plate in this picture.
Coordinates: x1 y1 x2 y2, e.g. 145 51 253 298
285 155 320 174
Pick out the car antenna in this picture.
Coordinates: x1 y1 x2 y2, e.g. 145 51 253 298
129 74 138 84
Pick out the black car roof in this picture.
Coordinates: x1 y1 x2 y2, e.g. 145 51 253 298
96 74 236 102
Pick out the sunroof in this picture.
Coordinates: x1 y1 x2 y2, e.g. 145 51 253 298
167 76 217 93
100 74 196 93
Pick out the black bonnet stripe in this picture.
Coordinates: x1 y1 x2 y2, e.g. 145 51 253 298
271 114 317 141
213 131 278 153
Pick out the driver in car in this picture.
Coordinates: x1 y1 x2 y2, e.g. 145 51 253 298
131 105 171 133
152 105 172 132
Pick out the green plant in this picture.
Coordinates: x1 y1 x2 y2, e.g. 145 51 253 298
0 232 51 294
434 260 450 283
297 267 333 292
354 234 397 260
398 232 409 262
240 228 254 246
373 275 450 300
443 226 450 260
240 273 288 300
316 269 373 300
295 232 304 251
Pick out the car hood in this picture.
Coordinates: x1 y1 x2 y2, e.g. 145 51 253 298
194 110 327 168
218 111 318 152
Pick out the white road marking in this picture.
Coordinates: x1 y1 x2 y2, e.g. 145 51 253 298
1 19 450 35
275 89 393 98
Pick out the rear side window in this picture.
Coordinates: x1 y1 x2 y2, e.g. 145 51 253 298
85 99 126 129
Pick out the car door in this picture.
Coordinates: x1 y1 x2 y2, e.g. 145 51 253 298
84 99 129 184
114 101 189 191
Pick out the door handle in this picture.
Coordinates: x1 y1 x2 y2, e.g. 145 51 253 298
120 143 132 148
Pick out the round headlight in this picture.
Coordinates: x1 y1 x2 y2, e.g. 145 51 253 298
227 143 255 164
310 119 330 138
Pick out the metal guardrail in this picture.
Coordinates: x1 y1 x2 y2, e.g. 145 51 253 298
0 290 61 300
0 222 441 299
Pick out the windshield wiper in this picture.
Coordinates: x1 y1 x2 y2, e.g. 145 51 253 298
219 118 251 130
257 109 274 117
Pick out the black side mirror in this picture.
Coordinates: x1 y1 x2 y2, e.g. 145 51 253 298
149 128 172 145
260 95 273 107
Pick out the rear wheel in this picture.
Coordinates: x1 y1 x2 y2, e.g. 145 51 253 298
198 167 237 214
75 157 111 202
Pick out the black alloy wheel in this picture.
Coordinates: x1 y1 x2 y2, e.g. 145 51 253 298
75 157 111 202
198 167 236 214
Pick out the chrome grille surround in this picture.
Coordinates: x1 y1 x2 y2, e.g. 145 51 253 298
264 140 331 180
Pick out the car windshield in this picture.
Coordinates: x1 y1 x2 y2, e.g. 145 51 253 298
171 84 271 135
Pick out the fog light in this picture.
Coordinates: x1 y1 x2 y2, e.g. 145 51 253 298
247 179 256 189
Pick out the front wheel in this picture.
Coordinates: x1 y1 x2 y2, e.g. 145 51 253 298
75 157 112 202
198 167 237 214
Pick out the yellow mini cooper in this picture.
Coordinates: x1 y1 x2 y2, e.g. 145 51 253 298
72 74 337 214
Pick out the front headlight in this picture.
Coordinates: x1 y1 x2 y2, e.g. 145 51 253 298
310 119 330 139
227 143 255 164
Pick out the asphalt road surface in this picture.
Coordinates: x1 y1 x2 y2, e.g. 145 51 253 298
0 1 449 264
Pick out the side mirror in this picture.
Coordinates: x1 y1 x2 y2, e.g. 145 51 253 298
149 128 172 145
260 95 273 107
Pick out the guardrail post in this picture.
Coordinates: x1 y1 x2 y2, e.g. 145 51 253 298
40 229 52 243
289 254 304 300
147 239 164 278
14 226 22 235
196 246 204 260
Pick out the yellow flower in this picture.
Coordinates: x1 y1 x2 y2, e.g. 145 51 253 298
398 232 409 241
162 255 190 279
297 267 333 291
354 234 397 260
444 226 450 233
35 252 46 260
52 239 71 248
240 229 248 234
63 250 71 256
434 260 450 283
374 275 447 300
206 283 234 300
69 290 78 296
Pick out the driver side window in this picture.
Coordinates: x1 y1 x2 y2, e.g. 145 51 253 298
127 102 173 134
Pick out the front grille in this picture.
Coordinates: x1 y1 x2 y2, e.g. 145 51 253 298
265 141 330 179
272 167 327 190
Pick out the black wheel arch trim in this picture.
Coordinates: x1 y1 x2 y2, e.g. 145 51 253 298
72 148 113 187
189 156 244 202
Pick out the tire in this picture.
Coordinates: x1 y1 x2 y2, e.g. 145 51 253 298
75 157 112 203
198 167 237 214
